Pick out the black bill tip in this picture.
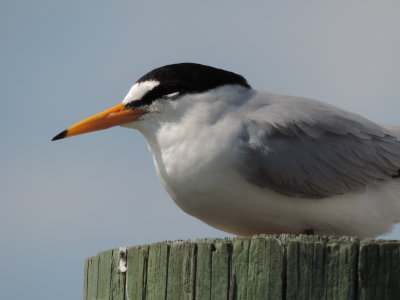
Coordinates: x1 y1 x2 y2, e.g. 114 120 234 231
52 130 68 141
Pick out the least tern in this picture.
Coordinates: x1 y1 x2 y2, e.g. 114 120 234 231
53 63 400 238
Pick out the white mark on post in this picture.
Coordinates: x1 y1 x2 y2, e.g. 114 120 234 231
119 247 127 273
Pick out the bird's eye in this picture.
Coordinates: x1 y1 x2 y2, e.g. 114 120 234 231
164 92 180 99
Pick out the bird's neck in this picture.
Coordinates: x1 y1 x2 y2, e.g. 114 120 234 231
134 86 253 197
136 85 253 151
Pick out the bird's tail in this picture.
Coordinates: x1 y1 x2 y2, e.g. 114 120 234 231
383 125 400 137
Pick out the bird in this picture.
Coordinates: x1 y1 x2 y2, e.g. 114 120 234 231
52 62 400 238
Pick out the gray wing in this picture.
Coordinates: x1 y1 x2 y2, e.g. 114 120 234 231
239 94 400 198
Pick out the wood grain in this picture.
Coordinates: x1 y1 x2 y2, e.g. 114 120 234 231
84 235 400 300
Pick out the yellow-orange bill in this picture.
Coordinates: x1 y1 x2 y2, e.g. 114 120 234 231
52 103 145 141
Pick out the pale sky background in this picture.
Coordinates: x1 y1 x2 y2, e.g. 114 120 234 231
1 1 400 299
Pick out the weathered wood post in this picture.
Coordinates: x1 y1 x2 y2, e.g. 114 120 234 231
83 235 400 300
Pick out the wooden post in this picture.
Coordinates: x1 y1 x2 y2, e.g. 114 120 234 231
83 235 400 300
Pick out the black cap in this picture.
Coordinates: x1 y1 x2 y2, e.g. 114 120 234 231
125 63 251 109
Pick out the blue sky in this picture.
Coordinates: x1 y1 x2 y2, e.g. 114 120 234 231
1 1 400 299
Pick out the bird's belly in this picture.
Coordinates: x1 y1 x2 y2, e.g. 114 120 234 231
161 170 310 236
164 172 400 238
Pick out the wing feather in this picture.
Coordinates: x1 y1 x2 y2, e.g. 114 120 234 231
239 94 400 198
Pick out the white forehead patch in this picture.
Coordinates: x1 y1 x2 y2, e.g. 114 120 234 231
122 80 160 104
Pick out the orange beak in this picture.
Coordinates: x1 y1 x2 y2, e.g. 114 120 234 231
52 103 146 141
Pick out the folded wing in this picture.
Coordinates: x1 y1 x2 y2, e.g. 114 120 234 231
239 95 400 198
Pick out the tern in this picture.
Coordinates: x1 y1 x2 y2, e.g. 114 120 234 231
53 63 400 238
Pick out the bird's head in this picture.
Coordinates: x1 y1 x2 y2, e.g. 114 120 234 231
52 63 251 141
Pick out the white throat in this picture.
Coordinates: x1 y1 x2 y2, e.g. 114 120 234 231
123 85 253 205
